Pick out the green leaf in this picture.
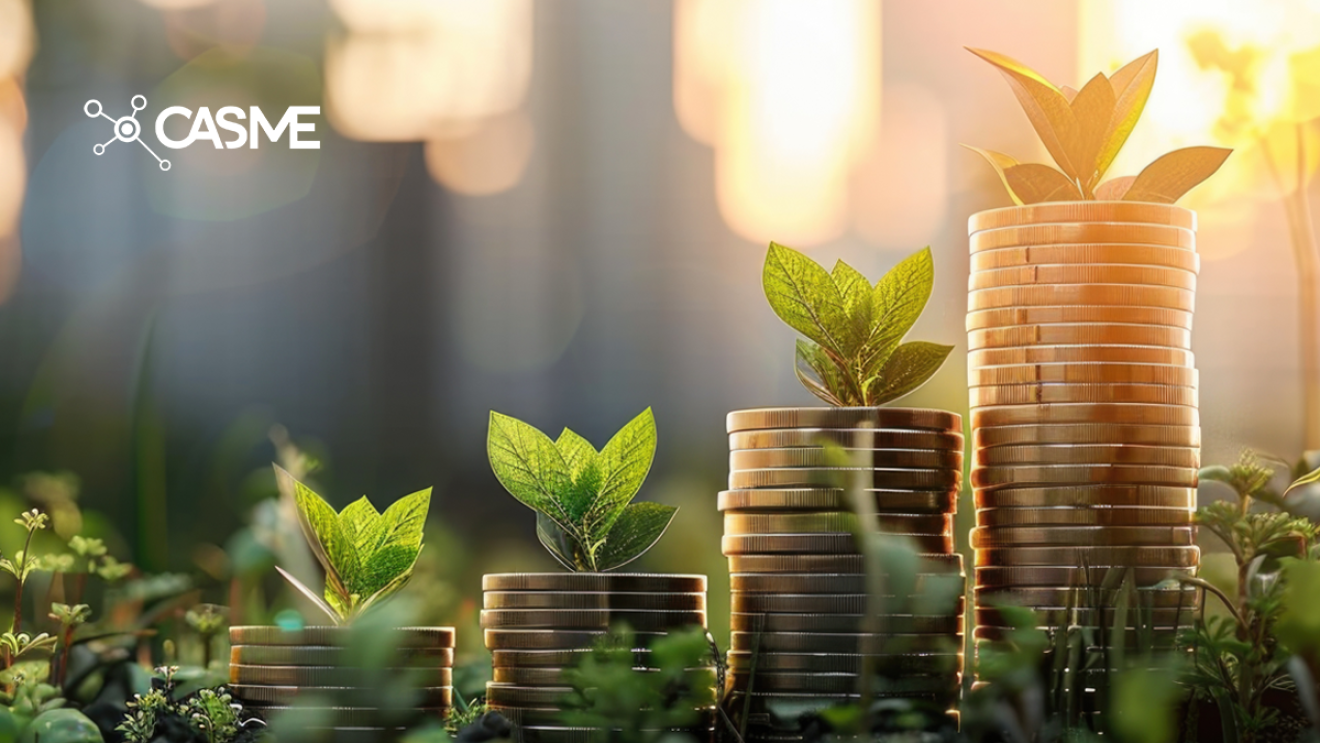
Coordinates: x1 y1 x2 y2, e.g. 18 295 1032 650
356 488 430 596
594 502 679 571
1284 463 1320 497
276 566 343 624
555 428 602 520
763 242 850 357
339 497 382 557
794 340 847 406
870 247 936 361
589 408 658 535
536 513 583 571
487 411 574 526
279 466 356 608
831 260 872 355
865 341 953 405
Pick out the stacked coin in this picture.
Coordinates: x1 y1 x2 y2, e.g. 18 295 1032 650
723 408 966 736
966 202 1202 678
229 625 455 737
482 573 715 743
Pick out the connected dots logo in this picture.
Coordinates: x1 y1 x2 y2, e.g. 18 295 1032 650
83 94 170 171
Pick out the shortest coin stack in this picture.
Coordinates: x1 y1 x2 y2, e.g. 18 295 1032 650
482 573 716 743
229 625 456 739
724 408 967 739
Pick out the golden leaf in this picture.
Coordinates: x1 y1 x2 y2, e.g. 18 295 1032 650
1004 163 1084 204
967 47 1078 181
1068 72 1117 193
1124 147 1233 203
1060 85 1079 103
1095 176 1135 200
964 145 1026 205
1100 50 1158 183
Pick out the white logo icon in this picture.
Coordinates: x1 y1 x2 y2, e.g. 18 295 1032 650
83 95 171 171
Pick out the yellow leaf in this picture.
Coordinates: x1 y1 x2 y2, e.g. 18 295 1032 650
963 145 1026 205
1095 176 1135 200
1004 163 1084 204
1124 147 1233 204
1069 72 1117 193
1100 50 1158 183
967 47 1079 181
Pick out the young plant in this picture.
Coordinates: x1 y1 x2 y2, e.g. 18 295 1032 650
185 604 228 669
47 603 90 688
1 510 49 639
118 667 252 743
1184 450 1320 743
273 466 431 625
967 47 1232 204
487 408 676 572
763 243 953 407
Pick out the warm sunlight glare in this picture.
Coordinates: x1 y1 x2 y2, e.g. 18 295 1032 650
674 0 880 246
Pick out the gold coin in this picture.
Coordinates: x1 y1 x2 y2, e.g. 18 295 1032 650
484 684 575 708
508 726 718 743
971 525 1195 548
727 553 963 574
969 264 1197 292
969 244 1199 273
967 202 1196 232
228 626 454 648
968 383 1197 406
479 609 705 632
970 403 1199 428
726 672 959 696
969 284 1195 312
975 507 1192 528
973 565 1195 587
972 628 1185 647
974 545 1200 568
491 649 652 668
969 363 1198 386
483 630 667 651
973 585 1200 608
492 708 716 730
731 591 965 615
482 592 706 611
730 632 962 654
729 613 963 634
729 428 964 451
229 665 452 687
973 444 1199 468
969 326 1192 353
969 223 1194 252
231 684 452 706
731 573 965 595
729 468 961 491
724 512 953 536
238 706 449 727
727 408 961 434
492 666 716 687
718 489 958 515
722 533 954 555
970 464 1198 489
974 424 1200 448
726 651 963 675
974 606 1193 627
730 448 962 471
969 345 1195 367
974 485 1195 509
481 574 705 593
229 645 453 667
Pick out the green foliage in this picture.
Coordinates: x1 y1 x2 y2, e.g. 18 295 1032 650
19 708 103 743
0 634 56 663
274 466 431 624
487 408 677 571
117 667 240 743
1185 449 1320 743
762 243 952 407
559 625 717 741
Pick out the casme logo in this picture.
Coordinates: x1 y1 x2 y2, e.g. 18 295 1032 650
84 94 321 172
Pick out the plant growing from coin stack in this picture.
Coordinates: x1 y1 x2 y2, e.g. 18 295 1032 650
273 466 432 624
763 243 954 407
486 407 676 571
965 47 1232 204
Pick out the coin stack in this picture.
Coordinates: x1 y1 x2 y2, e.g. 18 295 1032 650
966 203 1202 677
228 625 455 737
723 407 967 734
482 573 715 743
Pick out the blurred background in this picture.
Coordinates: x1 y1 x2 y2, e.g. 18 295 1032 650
0 0 1318 654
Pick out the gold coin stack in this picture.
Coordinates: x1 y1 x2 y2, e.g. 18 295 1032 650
481 573 715 743
723 407 967 735
228 625 455 738
966 202 1202 673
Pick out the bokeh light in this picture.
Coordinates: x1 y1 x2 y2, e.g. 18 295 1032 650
425 110 534 196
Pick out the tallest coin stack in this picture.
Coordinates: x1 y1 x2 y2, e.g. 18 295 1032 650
966 203 1203 677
